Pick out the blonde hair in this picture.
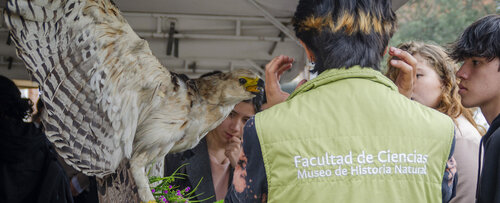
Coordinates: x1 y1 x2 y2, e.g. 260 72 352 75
386 41 484 134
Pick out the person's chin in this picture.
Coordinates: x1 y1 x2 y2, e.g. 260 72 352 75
461 98 476 108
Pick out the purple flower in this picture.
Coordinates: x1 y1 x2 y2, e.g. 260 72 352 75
151 189 155 193
164 190 168 194
169 185 173 189
185 187 190 192
176 190 181 196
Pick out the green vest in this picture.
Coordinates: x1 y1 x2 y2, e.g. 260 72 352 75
255 66 454 203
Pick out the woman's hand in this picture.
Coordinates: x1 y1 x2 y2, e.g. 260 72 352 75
225 136 242 168
388 47 418 98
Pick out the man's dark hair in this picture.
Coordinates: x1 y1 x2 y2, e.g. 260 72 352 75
0 75 33 121
450 14 500 65
292 0 397 74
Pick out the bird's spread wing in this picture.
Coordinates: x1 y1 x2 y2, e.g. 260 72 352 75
5 0 172 177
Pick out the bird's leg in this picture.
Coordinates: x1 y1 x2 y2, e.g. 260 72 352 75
130 158 155 202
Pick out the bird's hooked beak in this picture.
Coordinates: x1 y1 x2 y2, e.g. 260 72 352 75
239 77 263 94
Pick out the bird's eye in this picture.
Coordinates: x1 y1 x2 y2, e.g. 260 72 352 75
239 78 247 85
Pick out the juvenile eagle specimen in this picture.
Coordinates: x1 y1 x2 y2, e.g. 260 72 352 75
4 0 262 201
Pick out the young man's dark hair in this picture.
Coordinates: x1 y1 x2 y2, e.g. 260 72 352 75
450 14 500 70
292 0 397 73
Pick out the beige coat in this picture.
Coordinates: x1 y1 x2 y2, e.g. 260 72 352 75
450 115 482 203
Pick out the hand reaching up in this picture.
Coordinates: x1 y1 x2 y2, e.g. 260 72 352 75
388 47 418 98
263 55 293 109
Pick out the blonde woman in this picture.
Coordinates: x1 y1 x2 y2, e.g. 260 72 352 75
387 41 483 203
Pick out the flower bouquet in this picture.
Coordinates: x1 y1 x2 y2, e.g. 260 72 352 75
148 163 216 203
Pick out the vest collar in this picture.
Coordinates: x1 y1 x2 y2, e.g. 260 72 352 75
288 66 398 100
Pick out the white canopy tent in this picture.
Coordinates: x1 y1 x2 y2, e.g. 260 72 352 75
0 0 408 82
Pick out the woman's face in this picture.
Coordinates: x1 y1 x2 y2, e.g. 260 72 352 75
411 55 443 109
212 102 255 143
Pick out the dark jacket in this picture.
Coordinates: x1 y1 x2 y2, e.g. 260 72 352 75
164 138 233 202
477 113 500 203
0 119 73 203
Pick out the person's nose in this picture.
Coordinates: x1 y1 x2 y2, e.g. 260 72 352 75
229 119 241 133
456 64 468 80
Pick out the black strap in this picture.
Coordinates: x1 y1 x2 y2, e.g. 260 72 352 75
475 137 484 203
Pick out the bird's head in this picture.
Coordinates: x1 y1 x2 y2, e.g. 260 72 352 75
196 69 263 105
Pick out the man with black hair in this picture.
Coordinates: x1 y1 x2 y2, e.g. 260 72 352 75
225 0 456 202
450 14 500 203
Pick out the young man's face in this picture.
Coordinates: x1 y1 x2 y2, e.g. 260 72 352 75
456 57 500 108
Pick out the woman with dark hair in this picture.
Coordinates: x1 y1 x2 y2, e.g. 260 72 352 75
0 75 73 203
164 72 266 202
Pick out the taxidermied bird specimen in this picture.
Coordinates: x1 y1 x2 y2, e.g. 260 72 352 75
4 0 262 201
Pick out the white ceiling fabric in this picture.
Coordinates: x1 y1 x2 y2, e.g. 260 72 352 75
0 0 408 81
